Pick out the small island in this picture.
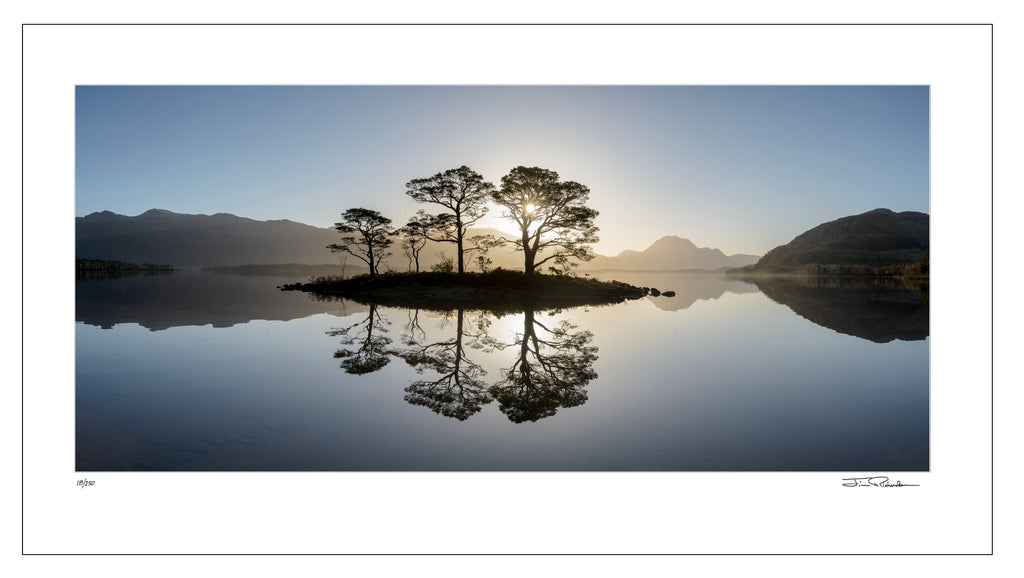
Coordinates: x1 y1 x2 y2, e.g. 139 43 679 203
280 269 663 312
279 165 676 311
76 259 175 280
77 258 175 272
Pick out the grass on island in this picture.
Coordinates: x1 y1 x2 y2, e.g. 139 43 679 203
284 268 651 312
307 268 638 291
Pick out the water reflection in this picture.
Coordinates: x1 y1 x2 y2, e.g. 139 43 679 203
76 271 362 330
328 304 393 374
588 271 759 312
489 308 598 423
392 309 492 421
326 304 600 423
741 276 929 342
76 273 929 470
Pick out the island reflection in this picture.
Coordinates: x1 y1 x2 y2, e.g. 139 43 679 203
324 300 600 423
739 276 929 342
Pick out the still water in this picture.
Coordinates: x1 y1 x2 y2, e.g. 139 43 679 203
76 271 928 471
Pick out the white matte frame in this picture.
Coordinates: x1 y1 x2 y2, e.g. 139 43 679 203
23 23 991 555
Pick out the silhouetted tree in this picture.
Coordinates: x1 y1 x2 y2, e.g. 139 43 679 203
327 208 395 278
397 213 431 272
393 308 493 421
475 254 493 273
430 253 455 273
327 304 393 374
492 166 599 279
405 166 496 276
488 308 598 423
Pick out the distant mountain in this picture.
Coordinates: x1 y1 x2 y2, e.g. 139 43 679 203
744 208 929 271
76 209 758 272
584 236 759 271
77 209 340 269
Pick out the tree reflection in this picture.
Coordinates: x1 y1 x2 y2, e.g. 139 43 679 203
488 309 598 423
327 303 393 374
392 308 493 421
325 302 601 423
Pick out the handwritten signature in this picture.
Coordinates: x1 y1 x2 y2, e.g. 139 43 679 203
842 476 919 488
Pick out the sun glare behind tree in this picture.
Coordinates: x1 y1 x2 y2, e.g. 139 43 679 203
492 166 599 278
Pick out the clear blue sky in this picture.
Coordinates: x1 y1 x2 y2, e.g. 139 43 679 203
76 85 928 256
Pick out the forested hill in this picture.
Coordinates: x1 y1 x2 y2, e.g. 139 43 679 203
744 209 929 271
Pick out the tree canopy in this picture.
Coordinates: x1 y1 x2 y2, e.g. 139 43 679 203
397 211 432 272
327 208 395 277
405 165 496 275
492 166 599 278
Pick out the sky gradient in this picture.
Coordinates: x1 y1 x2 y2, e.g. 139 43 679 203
76 85 928 256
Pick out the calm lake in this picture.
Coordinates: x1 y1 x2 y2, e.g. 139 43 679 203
76 270 929 471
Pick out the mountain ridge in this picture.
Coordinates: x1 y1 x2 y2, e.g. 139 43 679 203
77 209 761 271
588 235 759 271
77 209 341 268
741 208 929 272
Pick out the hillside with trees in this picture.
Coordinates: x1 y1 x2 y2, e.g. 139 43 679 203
735 208 929 274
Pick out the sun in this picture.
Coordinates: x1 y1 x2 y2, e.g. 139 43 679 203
477 202 540 236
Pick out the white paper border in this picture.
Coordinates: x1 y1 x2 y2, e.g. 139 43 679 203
23 24 991 555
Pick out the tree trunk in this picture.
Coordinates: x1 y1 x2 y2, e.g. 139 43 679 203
455 216 465 276
523 247 536 279
456 234 465 275
522 231 538 279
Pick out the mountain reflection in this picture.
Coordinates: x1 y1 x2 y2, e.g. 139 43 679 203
742 276 929 342
326 303 601 423
76 271 365 330
589 271 759 312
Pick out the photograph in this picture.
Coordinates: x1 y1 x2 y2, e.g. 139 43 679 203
20 21 996 559
74 85 930 472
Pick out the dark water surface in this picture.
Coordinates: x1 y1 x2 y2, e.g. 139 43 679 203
76 271 928 471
